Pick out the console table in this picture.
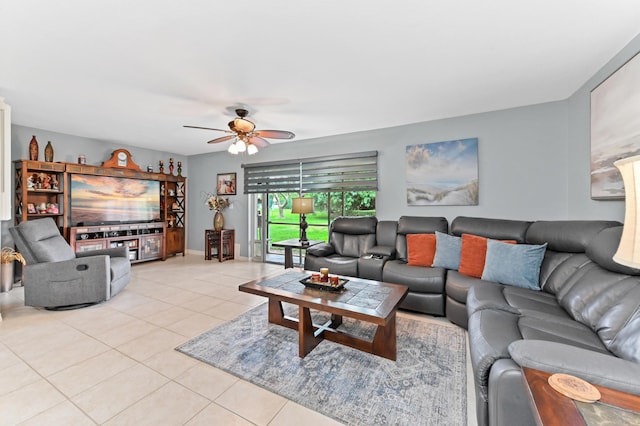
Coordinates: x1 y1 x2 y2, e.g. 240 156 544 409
205 229 234 262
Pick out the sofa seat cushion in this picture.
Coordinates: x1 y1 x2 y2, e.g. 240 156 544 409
383 260 445 294
446 270 491 305
516 315 609 353
309 255 359 277
467 282 568 319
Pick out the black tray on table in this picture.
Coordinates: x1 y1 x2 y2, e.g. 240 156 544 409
299 276 348 292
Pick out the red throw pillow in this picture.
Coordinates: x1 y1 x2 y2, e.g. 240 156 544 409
407 233 437 267
459 234 516 278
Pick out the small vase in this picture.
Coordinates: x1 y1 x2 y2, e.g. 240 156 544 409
29 135 39 161
214 211 224 231
45 141 54 162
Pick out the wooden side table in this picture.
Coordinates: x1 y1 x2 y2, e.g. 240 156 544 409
205 229 234 262
522 367 640 425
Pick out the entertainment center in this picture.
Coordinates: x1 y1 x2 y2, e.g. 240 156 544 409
14 152 186 263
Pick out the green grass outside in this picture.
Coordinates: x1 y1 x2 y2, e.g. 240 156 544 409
266 209 375 253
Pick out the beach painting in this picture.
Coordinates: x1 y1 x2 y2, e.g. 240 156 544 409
406 138 478 206
591 51 640 200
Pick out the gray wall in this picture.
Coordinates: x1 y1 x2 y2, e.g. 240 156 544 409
1 125 188 247
10 125 188 173
6 32 640 258
187 100 570 257
566 32 640 220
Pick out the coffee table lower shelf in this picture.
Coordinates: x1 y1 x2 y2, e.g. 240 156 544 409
268 299 398 360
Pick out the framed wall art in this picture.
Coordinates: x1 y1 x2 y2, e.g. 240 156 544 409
406 138 479 206
591 51 640 200
217 172 236 195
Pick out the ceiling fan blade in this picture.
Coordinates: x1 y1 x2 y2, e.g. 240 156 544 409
207 135 237 144
184 125 233 133
248 136 271 148
254 130 295 139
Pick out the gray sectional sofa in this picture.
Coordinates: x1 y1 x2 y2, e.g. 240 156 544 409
304 215 640 426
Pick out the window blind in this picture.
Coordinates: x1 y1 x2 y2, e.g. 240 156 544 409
242 151 377 194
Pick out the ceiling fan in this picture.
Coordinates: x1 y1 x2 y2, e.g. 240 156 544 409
184 108 295 155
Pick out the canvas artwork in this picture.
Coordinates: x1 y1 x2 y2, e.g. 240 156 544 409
591 51 640 200
406 138 478 206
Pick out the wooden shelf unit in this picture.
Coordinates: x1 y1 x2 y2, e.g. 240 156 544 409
14 160 68 233
163 175 186 256
14 159 187 262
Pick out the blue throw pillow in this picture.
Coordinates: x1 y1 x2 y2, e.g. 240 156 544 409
481 240 547 290
431 232 462 270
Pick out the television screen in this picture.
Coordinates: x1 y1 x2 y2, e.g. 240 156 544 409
71 174 161 225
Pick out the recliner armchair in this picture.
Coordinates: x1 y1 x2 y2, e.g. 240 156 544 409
9 218 131 309
304 216 378 276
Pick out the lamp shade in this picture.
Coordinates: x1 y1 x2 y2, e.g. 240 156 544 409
613 155 640 268
291 197 314 214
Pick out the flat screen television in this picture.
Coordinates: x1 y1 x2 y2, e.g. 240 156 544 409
70 174 161 226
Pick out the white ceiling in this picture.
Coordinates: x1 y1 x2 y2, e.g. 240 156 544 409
2 1 640 156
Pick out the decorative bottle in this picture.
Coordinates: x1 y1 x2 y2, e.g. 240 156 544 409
29 136 39 161
44 141 54 162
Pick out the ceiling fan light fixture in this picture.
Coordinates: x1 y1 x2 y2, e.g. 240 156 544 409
227 142 239 154
247 143 258 155
236 139 247 153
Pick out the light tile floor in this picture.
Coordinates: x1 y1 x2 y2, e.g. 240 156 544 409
0 254 476 425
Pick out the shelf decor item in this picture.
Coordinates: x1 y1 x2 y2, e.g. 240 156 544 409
1 247 26 292
44 141 54 162
29 135 38 161
169 158 174 176
206 194 229 231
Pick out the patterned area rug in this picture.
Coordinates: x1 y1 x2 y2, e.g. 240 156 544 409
177 303 467 426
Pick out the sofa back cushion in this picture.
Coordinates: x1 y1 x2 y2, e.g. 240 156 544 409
395 216 448 262
329 216 377 258
451 216 531 243
376 220 398 247
525 220 621 253
10 218 75 264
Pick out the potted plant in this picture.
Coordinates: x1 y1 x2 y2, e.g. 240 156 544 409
1 247 26 292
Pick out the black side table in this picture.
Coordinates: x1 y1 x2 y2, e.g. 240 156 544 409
271 238 323 268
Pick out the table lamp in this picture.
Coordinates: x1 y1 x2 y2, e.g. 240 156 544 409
614 155 640 268
291 197 314 245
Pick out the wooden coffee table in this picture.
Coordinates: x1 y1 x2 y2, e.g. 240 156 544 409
239 270 409 360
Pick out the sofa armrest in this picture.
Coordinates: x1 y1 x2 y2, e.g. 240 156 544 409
367 245 396 258
508 340 640 395
77 246 129 259
306 243 335 257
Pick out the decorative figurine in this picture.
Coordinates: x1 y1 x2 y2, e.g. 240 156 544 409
159 160 164 174
147 165 153 173
177 161 182 177
169 158 174 176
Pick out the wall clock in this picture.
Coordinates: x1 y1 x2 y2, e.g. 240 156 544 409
102 149 142 171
